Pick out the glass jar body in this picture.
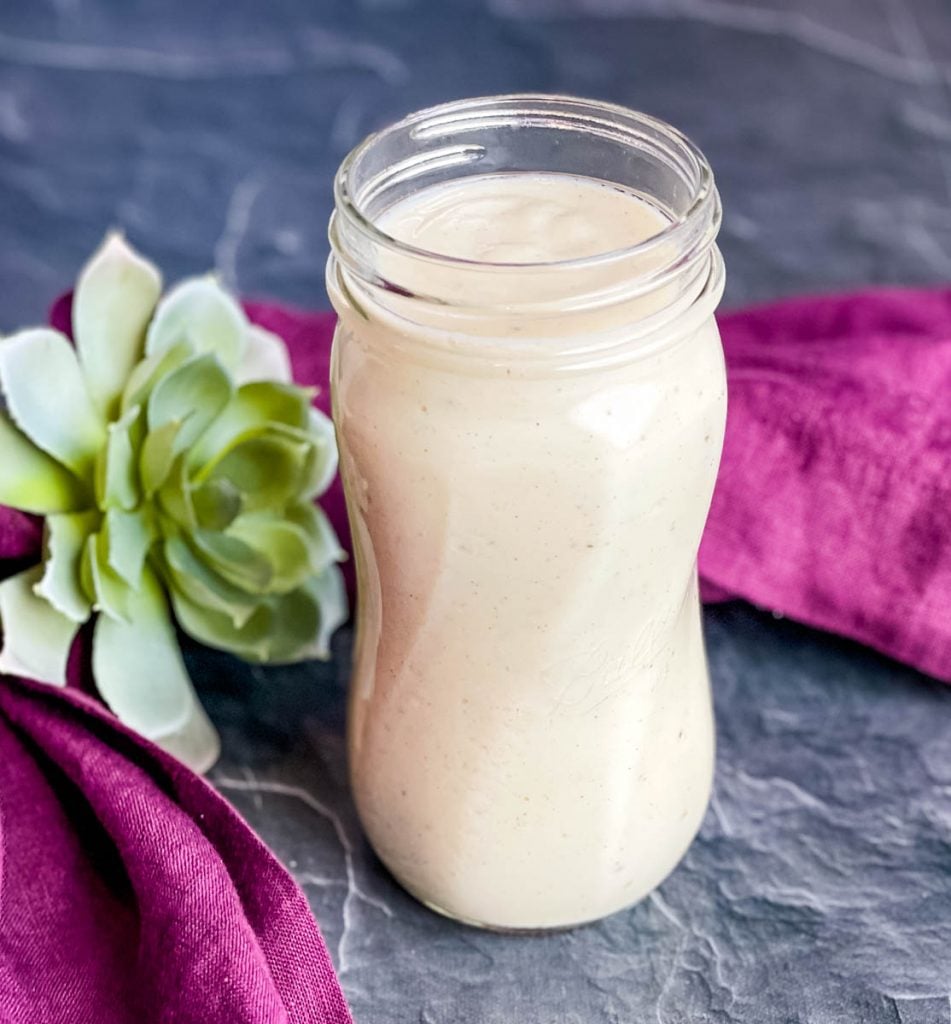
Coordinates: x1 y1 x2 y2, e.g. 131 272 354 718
331 308 725 931
328 95 726 930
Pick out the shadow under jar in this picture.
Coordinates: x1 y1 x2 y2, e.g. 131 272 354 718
327 95 726 931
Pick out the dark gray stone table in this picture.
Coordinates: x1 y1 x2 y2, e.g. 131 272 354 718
2 1 950 1020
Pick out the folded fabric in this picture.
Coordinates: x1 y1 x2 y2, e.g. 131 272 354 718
0 668 352 1024
701 287 951 682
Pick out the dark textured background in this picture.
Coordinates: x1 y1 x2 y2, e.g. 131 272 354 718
3 1 951 1021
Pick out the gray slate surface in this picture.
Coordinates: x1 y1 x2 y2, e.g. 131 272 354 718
2 0 951 1020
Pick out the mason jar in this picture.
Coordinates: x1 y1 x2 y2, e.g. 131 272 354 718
327 94 726 931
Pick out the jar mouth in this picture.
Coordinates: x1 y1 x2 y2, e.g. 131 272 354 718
331 93 720 281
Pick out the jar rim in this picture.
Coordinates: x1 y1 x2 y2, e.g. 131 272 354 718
331 93 720 277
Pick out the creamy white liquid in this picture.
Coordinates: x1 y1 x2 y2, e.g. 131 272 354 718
382 172 666 262
330 172 726 929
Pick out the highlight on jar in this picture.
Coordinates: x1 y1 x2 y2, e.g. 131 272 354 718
326 94 726 932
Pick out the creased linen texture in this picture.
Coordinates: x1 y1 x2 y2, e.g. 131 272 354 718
701 287 951 682
0 670 353 1024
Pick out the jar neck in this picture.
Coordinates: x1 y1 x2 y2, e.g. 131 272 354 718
328 246 723 373
327 95 723 367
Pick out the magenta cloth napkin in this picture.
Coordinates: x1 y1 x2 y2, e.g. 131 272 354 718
700 287 951 682
0 671 353 1024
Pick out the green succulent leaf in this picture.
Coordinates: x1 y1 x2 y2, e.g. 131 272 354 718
197 429 311 513
286 502 346 573
170 587 272 662
121 338 193 414
140 419 185 496
173 569 344 665
161 534 260 627
260 585 322 662
191 477 243 531
146 275 248 371
73 232 162 418
191 528 273 592
188 380 313 470
34 510 99 622
93 565 220 773
234 324 293 385
0 328 106 481
301 408 338 499
84 530 131 622
103 507 155 588
226 515 313 594
146 352 232 453
96 404 142 511
0 409 89 514
156 457 197 530
305 564 348 660
0 566 80 685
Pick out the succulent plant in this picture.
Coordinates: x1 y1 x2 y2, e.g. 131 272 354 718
0 233 346 772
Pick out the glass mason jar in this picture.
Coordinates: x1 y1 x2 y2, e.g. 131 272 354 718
327 95 725 931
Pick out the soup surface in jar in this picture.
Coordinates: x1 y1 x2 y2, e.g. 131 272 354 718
380 171 666 261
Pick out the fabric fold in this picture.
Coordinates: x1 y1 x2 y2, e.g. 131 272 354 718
0 672 352 1024
702 287 951 682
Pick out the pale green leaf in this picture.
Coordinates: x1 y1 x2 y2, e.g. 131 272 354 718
156 457 196 530
301 407 338 499
0 409 89 513
171 570 345 665
140 419 184 496
73 232 162 417
188 380 313 471
287 502 347 573
95 404 142 511
233 324 293 385
121 338 193 414
84 531 130 622
93 565 220 773
103 507 155 587
146 352 232 452
191 528 272 592
0 566 80 685
161 534 260 627
189 584 320 664
34 510 99 622
191 478 243 531
226 515 312 594
263 585 323 663
306 564 348 659
145 275 248 371
0 328 105 481
155 698 221 775
197 430 310 512
170 587 272 662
